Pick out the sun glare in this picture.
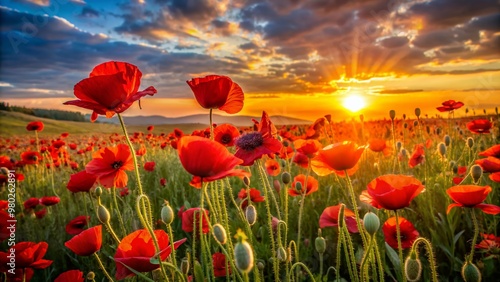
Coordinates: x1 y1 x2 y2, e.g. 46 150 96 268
343 94 366 112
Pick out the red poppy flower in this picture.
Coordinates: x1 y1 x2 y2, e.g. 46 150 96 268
144 161 155 172
279 144 294 160
26 121 44 131
0 241 52 269
235 111 283 166
120 187 129 197
446 185 500 214
293 152 309 168
66 215 90 235
54 270 84 282
66 170 97 193
289 174 319 197
21 151 41 165
214 123 240 147
475 156 500 173
294 139 322 158
64 61 157 122
366 175 425 210
368 138 392 156
479 144 500 158
181 208 210 234
24 197 40 210
238 188 265 209
187 75 244 114
160 178 167 186
147 125 154 131
35 209 47 219
475 233 500 252
0 156 15 170
136 145 147 156
0 201 7 211
52 140 66 149
319 205 359 233
0 211 9 242
213 252 231 277
436 100 464 112
408 144 425 168
40 196 60 206
85 144 134 188
65 225 102 256
311 141 365 175
114 229 186 280
467 119 492 134
178 136 249 184
383 217 419 249
265 159 281 176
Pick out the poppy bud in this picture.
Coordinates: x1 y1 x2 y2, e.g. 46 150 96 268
400 148 407 158
426 126 430 134
281 172 291 184
389 110 396 121
86 271 95 280
245 205 257 226
315 229 326 254
403 114 407 120
363 212 380 236
234 229 254 273
277 246 287 262
415 108 421 118
466 137 474 149
461 261 481 282
273 179 281 193
444 135 451 147
257 260 265 271
404 252 422 282
193 260 204 281
243 176 250 187
294 181 303 193
161 202 174 225
95 187 103 197
213 223 227 244
180 257 190 274
471 165 482 183
413 120 418 127
436 128 441 135
97 204 110 224
396 141 402 151
451 162 458 174
404 122 408 129
438 142 446 157
283 140 289 147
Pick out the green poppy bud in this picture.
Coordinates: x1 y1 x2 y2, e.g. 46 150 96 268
471 165 483 183
389 110 396 120
213 223 227 244
277 246 287 262
281 172 291 184
97 204 110 224
234 229 254 273
415 108 421 118
243 176 250 187
245 205 257 226
363 212 380 236
438 142 446 157
315 229 326 254
160 202 174 225
467 137 474 149
181 257 190 275
86 271 95 281
405 252 422 282
444 135 451 147
461 261 482 282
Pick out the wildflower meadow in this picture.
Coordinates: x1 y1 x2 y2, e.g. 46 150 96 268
0 61 499 282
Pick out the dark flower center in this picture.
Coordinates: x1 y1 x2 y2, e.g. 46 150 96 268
221 134 232 144
111 161 123 169
236 132 264 151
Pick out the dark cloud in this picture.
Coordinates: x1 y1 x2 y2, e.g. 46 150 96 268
379 89 423 95
412 27 479 49
210 19 236 36
467 13 500 31
79 7 100 18
164 0 222 22
380 36 409 48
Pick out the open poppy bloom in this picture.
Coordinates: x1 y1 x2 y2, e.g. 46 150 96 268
294 139 322 158
368 138 392 156
475 156 500 173
21 151 41 165
86 144 134 188
409 144 425 168
23 197 40 211
213 252 231 277
383 216 419 249
289 174 319 196
144 161 155 172
366 175 425 210
0 241 53 272
475 233 500 253
265 159 281 176
114 229 186 280
238 188 265 209
436 100 464 112
446 185 500 214
181 207 210 234
66 170 97 193
467 119 492 134
178 136 249 185
479 144 500 158
26 121 44 131
40 196 60 206
214 123 240 147
235 111 283 166
187 75 244 114
65 225 102 256
66 215 90 235
64 61 157 122
311 141 365 176
54 270 84 282
319 204 359 233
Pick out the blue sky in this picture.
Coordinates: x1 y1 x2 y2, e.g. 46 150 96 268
0 0 499 120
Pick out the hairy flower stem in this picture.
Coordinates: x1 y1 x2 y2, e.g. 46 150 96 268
343 223 360 282
296 161 312 260
93 253 115 282
468 209 480 262
335 224 342 282
395 210 406 282
111 187 127 237
411 237 438 282
259 161 281 219
287 262 316 282
360 235 375 282
344 171 367 247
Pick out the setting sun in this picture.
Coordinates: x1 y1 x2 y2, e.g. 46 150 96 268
343 94 366 112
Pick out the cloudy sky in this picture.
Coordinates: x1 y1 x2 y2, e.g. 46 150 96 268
0 0 499 121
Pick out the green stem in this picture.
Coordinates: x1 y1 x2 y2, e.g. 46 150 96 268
360 235 374 281
411 237 438 282
93 253 115 282
342 223 359 282
395 210 406 282
287 262 316 282
296 161 312 260
468 209 480 262
344 171 367 247
112 187 127 237
117 113 144 196
335 225 342 282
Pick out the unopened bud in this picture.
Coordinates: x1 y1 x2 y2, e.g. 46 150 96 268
243 176 250 187
95 187 103 197
415 108 421 118
161 202 174 225
471 165 483 183
273 179 281 193
438 142 447 157
404 122 408 129
404 252 422 282
97 205 110 224
277 246 287 262
467 137 474 149
234 229 254 273
86 271 95 280
363 212 380 236
461 261 482 282
396 141 402 151
257 260 265 271
294 181 303 193
193 260 204 281
180 257 190 274
444 135 451 147
245 205 257 226
389 110 396 120
413 120 418 127
315 229 326 254
213 223 227 244
281 172 291 184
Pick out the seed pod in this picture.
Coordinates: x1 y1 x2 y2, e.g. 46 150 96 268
245 205 257 226
161 202 174 225
234 229 254 273
363 212 380 236
281 172 291 184
438 142 446 157
360 114 364 122
97 205 110 224
415 108 421 118
471 165 483 183
213 223 227 244
461 262 482 282
467 137 474 149
180 257 190 274
389 110 396 120
315 229 326 254
404 254 422 282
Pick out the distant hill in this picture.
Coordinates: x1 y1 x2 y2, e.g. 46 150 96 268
89 113 312 126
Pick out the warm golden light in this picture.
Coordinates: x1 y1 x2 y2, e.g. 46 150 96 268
343 94 366 112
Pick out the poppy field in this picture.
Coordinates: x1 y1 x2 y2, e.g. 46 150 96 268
1 61 499 282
